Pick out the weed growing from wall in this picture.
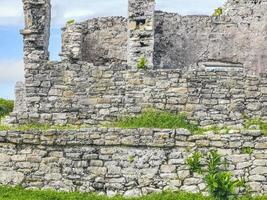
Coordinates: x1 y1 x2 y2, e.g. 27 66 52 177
186 150 246 200
67 19 75 25
186 152 203 174
244 117 267 135
137 55 148 69
213 7 223 17
241 147 254 155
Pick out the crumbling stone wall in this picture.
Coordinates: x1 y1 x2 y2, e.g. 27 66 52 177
0 128 266 195
154 0 267 72
154 12 212 69
13 0 267 125
59 0 267 72
82 17 128 65
10 62 267 126
21 0 51 64
61 17 128 65
127 0 155 69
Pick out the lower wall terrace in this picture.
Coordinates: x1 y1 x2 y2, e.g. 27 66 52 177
0 128 266 196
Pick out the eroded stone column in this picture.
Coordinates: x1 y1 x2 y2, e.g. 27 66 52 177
21 0 51 67
18 0 51 121
127 0 155 69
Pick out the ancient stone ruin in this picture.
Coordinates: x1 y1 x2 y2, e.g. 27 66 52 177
9 0 267 127
0 0 267 196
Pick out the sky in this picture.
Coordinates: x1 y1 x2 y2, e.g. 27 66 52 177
0 0 225 99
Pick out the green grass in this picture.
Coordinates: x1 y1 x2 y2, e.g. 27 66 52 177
244 117 267 135
0 186 211 200
112 109 200 132
0 186 266 200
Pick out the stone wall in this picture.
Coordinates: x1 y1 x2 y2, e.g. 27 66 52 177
10 61 267 126
0 128 266 195
59 0 267 72
154 0 267 72
127 0 155 69
61 17 128 65
153 12 212 70
21 0 51 65
16 0 266 126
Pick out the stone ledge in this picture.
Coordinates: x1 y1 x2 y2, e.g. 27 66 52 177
0 128 266 149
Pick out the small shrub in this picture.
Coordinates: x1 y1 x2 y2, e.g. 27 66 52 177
0 98 14 119
67 19 75 25
205 150 245 200
213 7 223 17
186 151 203 174
186 150 246 200
137 55 148 69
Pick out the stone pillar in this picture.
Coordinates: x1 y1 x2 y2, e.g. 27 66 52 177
127 0 155 69
21 0 51 68
60 23 85 62
19 0 51 122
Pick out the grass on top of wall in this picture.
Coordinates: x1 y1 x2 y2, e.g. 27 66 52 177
245 117 267 135
112 109 200 132
0 186 266 200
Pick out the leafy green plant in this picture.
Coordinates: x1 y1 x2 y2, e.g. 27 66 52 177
213 7 223 17
128 155 135 163
186 150 246 200
241 147 254 155
67 19 75 25
205 171 245 200
186 151 203 174
205 150 245 200
112 109 200 132
137 55 148 69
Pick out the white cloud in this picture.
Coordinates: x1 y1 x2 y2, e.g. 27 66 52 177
0 0 23 26
0 0 226 27
0 60 24 82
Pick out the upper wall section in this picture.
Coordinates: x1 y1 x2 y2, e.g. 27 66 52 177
59 0 267 72
154 0 267 72
61 17 128 65
82 17 128 65
21 0 51 66
154 12 212 69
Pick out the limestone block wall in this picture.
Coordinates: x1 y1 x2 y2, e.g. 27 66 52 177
11 60 267 126
0 128 266 195
127 0 155 69
61 17 128 65
60 2 267 73
21 0 51 64
153 12 212 69
154 1 267 73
